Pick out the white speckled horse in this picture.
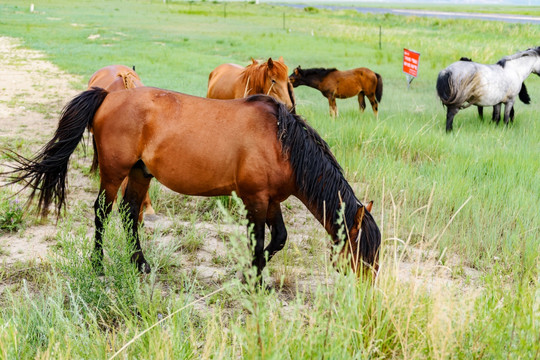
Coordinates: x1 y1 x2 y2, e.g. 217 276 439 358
437 47 540 131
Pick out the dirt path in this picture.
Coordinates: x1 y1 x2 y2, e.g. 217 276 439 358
0 36 81 266
0 36 481 293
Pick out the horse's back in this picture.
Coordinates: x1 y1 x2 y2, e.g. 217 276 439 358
207 63 244 99
438 61 509 106
325 67 378 97
94 88 293 197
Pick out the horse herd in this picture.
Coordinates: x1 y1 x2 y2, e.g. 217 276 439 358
0 59 382 281
1 46 538 283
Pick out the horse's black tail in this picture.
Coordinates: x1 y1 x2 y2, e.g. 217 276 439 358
436 70 454 105
1 87 109 217
375 73 383 103
518 82 531 104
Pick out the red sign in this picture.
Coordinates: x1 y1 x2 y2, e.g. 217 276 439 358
403 49 420 78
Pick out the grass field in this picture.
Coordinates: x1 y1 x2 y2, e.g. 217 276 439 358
0 1 539 358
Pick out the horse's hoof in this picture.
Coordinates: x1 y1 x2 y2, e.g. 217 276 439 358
143 213 159 222
139 262 151 274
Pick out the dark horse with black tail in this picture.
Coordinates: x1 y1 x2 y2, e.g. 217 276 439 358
437 47 540 132
1 87 381 279
289 66 383 118
458 57 531 123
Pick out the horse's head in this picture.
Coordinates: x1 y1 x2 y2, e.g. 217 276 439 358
289 66 306 87
339 200 380 278
530 47 540 76
263 57 294 111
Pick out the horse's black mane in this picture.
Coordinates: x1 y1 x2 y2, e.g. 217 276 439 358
298 67 338 78
244 95 358 236
497 46 540 68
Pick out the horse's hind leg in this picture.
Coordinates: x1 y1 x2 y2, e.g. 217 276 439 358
119 177 156 217
93 179 124 273
492 104 501 124
445 106 459 132
357 92 366 113
366 93 379 118
119 160 153 273
477 106 483 120
263 202 287 263
503 101 514 125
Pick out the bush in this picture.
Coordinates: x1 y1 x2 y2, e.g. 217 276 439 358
0 197 24 232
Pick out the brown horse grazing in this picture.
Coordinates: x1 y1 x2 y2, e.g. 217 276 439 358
87 65 155 217
207 57 296 112
1 87 380 279
289 66 383 118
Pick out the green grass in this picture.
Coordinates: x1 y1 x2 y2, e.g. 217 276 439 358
0 0 539 358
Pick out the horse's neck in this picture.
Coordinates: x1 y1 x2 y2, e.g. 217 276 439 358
295 188 357 242
242 66 265 94
302 74 324 90
505 56 539 81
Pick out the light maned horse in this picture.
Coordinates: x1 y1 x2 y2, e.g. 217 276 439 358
437 47 540 132
458 57 530 124
289 66 383 118
207 57 295 112
87 65 155 217
2 88 381 279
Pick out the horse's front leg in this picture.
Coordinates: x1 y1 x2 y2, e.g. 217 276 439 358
327 96 338 117
245 201 268 280
263 202 287 263
503 100 515 125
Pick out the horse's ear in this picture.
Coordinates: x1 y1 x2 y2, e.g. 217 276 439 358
354 205 365 231
278 56 284 63
251 57 257 65
365 201 373 213
267 58 274 69
294 67 299 75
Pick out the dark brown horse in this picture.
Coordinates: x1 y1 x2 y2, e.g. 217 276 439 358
1 87 380 279
87 65 154 217
207 57 296 112
289 66 383 118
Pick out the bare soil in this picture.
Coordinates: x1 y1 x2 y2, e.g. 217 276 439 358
0 36 481 294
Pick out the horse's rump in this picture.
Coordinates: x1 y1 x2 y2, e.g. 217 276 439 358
88 65 143 91
207 63 245 99
436 65 483 107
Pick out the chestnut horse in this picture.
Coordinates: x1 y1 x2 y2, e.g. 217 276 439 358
87 65 155 217
2 87 380 279
289 66 383 118
207 57 296 112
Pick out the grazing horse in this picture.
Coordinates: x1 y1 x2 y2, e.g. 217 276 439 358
458 57 530 123
437 47 540 132
2 87 380 279
207 57 296 112
289 66 383 118
87 65 155 217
